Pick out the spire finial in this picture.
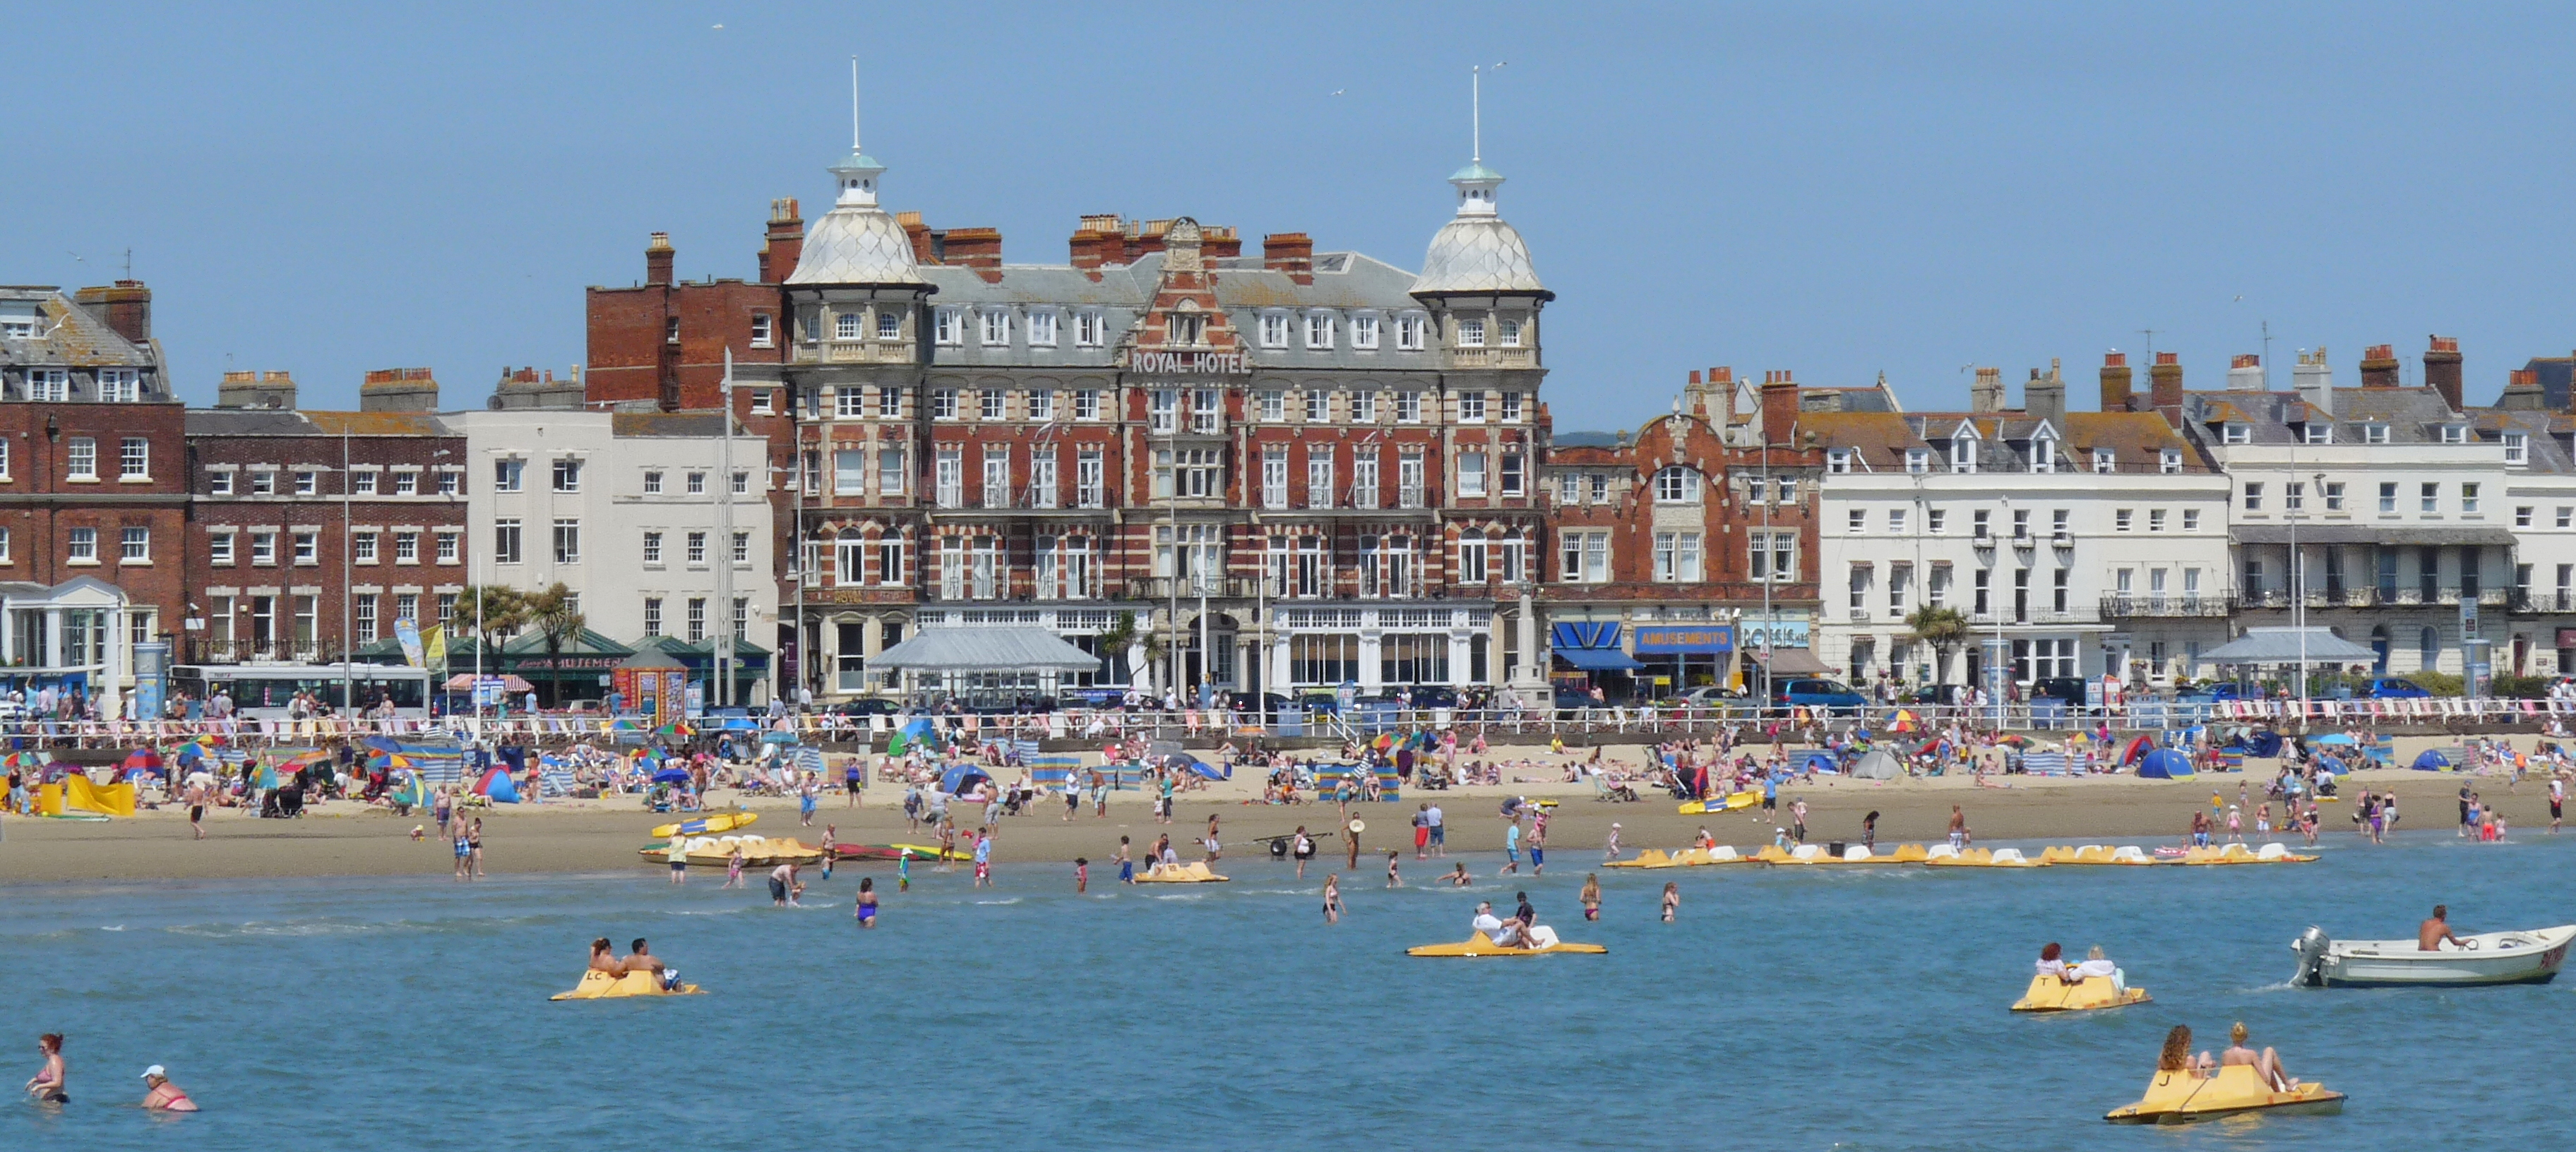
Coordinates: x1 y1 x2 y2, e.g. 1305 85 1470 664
849 56 862 151
1471 65 1481 164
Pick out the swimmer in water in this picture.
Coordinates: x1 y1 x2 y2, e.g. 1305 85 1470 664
140 1065 196 1112
855 876 878 928
25 1033 66 1103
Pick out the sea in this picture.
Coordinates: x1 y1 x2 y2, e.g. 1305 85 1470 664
3 829 2569 1150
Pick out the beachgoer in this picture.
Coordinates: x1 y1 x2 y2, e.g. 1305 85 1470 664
2217 1021 2293 1092
140 1065 196 1112
1861 810 1878 851
2420 904 2466 951
588 937 624 976
467 817 485 879
855 877 878 928
1791 798 1808 845
1445 863 1472 887
1603 822 1622 863
624 938 679 990
725 846 746 888
1322 875 1342 924
1580 874 1602 921
1426 802 1445 856
1291 826 1314 880
1413 803 1431 860
452 823 472 881
1948 804 1966 851
26 1033 67 1103
1116 836 1135 884
2036 942 2073 983
1472 900 1507 942
770 863 797 906
897 848 910 892
2158 1025 2197 1076
1343 820 1361 870
1529 819 1546 876
1661 882 1678 923
972 830 992 887
1498 818 1520 877
1075 857 1090 894
668 839 688 884
1385 851 1402 887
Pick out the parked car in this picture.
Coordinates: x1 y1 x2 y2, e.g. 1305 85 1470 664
1224 691 1293 719
2363 677 2432 700
1552 686 1598 712
2029 677 2090 707
1906 683 1970 706
1672 686 1743 709
828 697 901 717
1295 690 1342 716
1769 678 1866 715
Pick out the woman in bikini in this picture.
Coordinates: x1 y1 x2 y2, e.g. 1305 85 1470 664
1321 874 1342 924
140 1065 197 1112
25 1033 67 1103
1580 874 1602 921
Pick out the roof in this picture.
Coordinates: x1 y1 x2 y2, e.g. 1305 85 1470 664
2198 628 2375 663
1412 216 1544 295
611 412 734 438
307 412 453 436
870 627 1100 673
786 203 924 287
1554 647 1644 672
2182 386 2464 448
184 409 458 437
1799 406 2205 474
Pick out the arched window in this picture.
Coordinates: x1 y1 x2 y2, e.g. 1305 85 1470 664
2370 625 2390 674
1653 466 1703 504
2418 626 2440 669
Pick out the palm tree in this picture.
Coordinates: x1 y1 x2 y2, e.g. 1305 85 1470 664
1905 605 1971 690
455 584 527 667
521 582 587 707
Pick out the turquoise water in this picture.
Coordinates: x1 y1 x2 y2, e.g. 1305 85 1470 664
4 833 2570 1150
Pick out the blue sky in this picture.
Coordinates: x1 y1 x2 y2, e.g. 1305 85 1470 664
14 2 2575 429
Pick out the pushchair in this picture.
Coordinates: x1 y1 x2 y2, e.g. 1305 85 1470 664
261 782 306 818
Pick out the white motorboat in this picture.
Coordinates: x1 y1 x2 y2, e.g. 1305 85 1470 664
2291 925 2575 988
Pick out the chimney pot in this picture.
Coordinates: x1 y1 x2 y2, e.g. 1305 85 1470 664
2423 334 2463 410
2098 351 2134 413
1262 232 1314 283
645 232 675 286
2149 354 2185 427
2360 344 2401 389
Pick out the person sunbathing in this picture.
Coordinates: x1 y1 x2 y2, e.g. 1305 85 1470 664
2215 1021 2293 1092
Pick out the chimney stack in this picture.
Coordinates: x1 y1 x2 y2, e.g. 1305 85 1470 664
1969 366 2004 414
1069 214 1125 270
72 280 153 345
2098 351 2133 413
2359 344 2399 389
2224 353 2263 392
1759 370 1800 445
360 367 439 413
1263 233 1314 284
215 369 297 410
942 227 1003 270
2496 366 2544 411
2023 361 2065 426
2294 347 2333 417
759 198 804 283
2149 351 2184 426
2424 335 2463 411
644 233 675 286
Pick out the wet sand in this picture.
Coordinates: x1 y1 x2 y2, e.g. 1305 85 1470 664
2 760 2558 884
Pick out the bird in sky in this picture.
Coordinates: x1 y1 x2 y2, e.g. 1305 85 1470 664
1330 88 1344 96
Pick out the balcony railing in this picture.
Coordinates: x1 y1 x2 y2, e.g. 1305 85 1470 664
2100 595 2230 618
2513 591 2576 613
186 639 346 664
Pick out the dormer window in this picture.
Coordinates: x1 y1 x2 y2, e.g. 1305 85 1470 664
878 310 902 340
1652 467 1702 503
1167 307 1204 347
1351 314 1379 349
2440 424 2468 444
2092 448 2115 474
2505 432 2529 466
979 308 1011 347
2303 422 2332 445
2029 436 2056 474
1304 312 1335 349
933 308 962 346
1905 448 1929 474
2159 448 2182 474
1826 450 1852 475
1258 313 1289 348
1950 438 1977 474
1396 315 1426 351
2222 423 2250 445
2363 423 2390 444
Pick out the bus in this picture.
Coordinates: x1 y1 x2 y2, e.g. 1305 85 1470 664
168 664 435 721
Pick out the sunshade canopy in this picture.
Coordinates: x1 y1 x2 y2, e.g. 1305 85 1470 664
1554 647 1644 672
1752 648 1829 674
870 628 1101 673
2199 628 2375 663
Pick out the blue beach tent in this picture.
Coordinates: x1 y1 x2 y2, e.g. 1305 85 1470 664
2137 749 2196 779
2410 749 2453 772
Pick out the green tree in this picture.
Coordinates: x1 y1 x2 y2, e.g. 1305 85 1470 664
1905 605 1971 688
521 582 587 707
454 584 527 663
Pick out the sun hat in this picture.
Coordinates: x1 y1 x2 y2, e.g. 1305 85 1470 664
142 1065 165 1079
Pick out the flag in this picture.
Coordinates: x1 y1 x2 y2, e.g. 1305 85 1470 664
424 624 448 668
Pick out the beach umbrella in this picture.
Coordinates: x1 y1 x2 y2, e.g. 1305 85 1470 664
1886 709 1920 733
367 752 417 772
655 721 695 738
1 750 46 771
1993 733 2033 748
651 767 692 784
121 748 165 772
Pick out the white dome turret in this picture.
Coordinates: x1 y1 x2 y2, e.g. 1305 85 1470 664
1410 68 1542 296
786 63 922 287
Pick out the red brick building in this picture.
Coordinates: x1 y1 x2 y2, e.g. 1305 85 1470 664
1 282 190 711
185 370 470 663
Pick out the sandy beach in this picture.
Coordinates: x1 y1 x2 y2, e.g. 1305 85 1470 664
4 736 2561 884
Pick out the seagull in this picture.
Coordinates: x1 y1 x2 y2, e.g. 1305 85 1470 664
1330 88 1344 96
712 23 724 29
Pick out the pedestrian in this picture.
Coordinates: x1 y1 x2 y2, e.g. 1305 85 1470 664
1343 818 1361 870
187 779 208 841
668 839 688 884
1529 819 1546 877
1948 804 1967 851
1322 874 1342 924
798 781 818 827
1426 800 1445 857
845 758 864 808
1662 882 1680 923
1413 803 1431 860
1580 874 1602 921
467 817 485 878
1385 850 1402 887
769 862 797 906
2552 775 2565 833
1075 857 1090 894
1116 836 1135 884
1498 817 1521 877
1292 826 1315 880
726 846 746 889
452 821 472 881
972 829 993 887
1062 769 1081 821
898 848 912 892
1790 798 1808 845
1861 810 1878 851
1603 822 1622 862
854 876 877 928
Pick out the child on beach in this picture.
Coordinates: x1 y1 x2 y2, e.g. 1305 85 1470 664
973 830 993 887
898 849 911 892
1497 818 1521 877
1603 822 1622 863
1662 882 1680 923
821 825 836 881
726 846 746 889
1116 836 1135 884
1075 858 1090 893
1581 874 1602 921
1385 851 1402 888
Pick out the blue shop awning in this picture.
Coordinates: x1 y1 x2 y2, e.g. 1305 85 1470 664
1555 647 1644 672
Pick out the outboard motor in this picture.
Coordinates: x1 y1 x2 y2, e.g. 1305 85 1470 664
2290 926 2333 986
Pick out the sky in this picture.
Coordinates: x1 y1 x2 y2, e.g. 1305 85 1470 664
13 1 2576 430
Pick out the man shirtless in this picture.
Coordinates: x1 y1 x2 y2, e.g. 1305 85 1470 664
2419 904 2467 951
621 938 680 990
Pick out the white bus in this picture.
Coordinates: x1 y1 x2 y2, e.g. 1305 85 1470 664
168 664 435 721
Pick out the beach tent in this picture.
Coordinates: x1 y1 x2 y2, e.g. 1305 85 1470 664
2240 731 2284 757
470 766 520 803
888 717 938 755
1849 750 1903 780
941 765 992 796
2410 749 2453 772
2137 749 2196 779
2117 735 2157 766
1797 750 1839 774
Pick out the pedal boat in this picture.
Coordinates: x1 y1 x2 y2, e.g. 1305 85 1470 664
1133 862 1229 883
1407 934 1606 958
2010 973 2149 1012
2039 844 2155 865
2104 1064 2343 1124
551 971 704 1000
1924 845 2045 868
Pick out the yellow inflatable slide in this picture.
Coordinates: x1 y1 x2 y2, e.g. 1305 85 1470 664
35 776 138 818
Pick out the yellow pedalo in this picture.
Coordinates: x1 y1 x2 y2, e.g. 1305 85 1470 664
2010 973 2149 1012
2106 1065 2344 1124
551 971 704 1000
